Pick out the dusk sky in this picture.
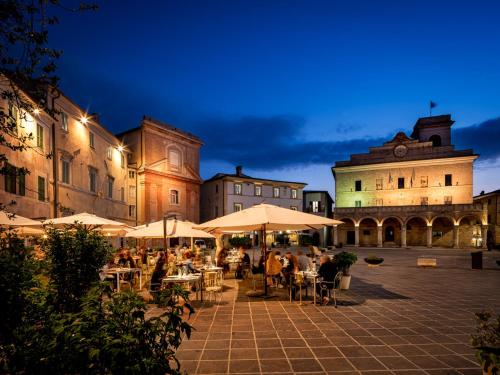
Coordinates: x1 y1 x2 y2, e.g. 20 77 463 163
50 0 500 198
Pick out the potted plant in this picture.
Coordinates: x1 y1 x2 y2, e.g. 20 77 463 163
364 254 384 266
471 311 500 374
333 251 357 290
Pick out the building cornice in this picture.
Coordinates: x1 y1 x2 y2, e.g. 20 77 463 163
333 155 478 173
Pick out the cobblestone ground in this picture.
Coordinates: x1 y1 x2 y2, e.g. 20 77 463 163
168 248 500 375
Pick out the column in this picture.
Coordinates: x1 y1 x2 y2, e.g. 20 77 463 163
333 225 339 248
453 225 459 248
354 225 360 247
426 225 433 248
377 225 383 247
401 224 407 248
482 225 488 249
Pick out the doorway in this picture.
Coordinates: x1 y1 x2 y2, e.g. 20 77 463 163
385 226 395 242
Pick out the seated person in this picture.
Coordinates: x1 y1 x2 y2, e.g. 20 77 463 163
297 250 312 271
236 247 251 279
150 251 167 290
183 251 196 273
118 249 136 282
266 250 283 287
316 255 338 305
282 252 298 297
100 258 118 290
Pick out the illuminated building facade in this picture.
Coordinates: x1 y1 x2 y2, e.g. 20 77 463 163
332 115 487 248
474 189 500 249
0 80 202 227
118 117 202 225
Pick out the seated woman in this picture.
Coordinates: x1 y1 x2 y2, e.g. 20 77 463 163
100 258 118 290
266 250 283 287
150 251 167 291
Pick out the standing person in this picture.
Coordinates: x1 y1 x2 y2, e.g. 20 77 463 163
316 255 338 305
236 247 250 279
151 251 167 290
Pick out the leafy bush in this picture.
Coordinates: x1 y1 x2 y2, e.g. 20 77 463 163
0 228 193 374
333 251 358 275
44 225 113 313
471 311 500 374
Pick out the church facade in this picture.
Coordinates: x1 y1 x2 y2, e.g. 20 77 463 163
332 115 487 249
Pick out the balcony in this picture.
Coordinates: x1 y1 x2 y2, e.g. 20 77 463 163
334 203 483 216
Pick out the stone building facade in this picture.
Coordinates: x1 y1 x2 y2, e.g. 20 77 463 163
200 166 306 222
332 115 487 249
474 189 500 249
118 117 202 225
303 190 334 247
1 80 202 227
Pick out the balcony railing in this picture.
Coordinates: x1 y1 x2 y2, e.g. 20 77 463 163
334 203 483 215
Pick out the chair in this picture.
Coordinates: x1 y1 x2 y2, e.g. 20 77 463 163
204 270 223 302
319 271 343 308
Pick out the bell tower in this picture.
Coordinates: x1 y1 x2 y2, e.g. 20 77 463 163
411 114 454 146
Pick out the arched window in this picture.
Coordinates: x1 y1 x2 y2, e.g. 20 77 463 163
170 190 179 205
429 134 442 147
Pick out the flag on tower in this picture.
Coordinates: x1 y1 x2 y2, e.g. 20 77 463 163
429 101 437 116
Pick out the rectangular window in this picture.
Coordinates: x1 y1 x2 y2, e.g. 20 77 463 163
255 185 262 196
18 172 25 196
376 179 383 190
107 176 114 199
89 131 95 148
234 183 242 195
129 185 136 200
398 177 405 189
128 170 135 179
444 196 452 205
445 174 452 186
421 197 428 206
129 205 136 217
106 147 112 160
215 206 219 217
61 111 68 131
375 199 383 206
170 190 179 205
4 164 16 194
421 176 428 188
120 187 125 202
61 159 70 184
290 206 298 211
89 168 97 193
120 153 125 168
355 200 362 207
488 214 491 224
37 176 45 201
355 180 362 191
234 203 242 212
273 187 280 198
312 201 319 212
36 124 44 149
291 189 297 199
8 102 19 132
215 184 218 194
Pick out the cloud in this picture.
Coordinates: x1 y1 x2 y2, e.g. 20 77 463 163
196 115 385 169
454 117 500 160
197 115 500 170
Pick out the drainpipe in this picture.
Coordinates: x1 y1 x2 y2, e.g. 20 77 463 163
50 88 61 218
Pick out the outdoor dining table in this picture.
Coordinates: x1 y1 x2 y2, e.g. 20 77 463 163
162 273 204 302
105 267 142 293
302 271 319 305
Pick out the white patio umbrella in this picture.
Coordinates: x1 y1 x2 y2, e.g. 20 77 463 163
43 212 130 235
125 219 214 239
0 211 42 227
194 203 343 296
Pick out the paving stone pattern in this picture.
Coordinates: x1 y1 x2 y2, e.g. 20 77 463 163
170 248 500 374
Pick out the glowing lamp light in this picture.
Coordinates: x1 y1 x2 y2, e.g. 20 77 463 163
42 234 48 239
80 115 89 125
33 108 40 116
117 145 124 152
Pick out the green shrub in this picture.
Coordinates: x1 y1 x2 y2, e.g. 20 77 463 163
471 311 500 373
333 251 358 275
229 236 251 248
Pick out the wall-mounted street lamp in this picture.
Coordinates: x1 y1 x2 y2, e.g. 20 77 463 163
117 145 124 153
80 115 89 125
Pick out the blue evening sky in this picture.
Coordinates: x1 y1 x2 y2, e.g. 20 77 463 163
50 0 500 197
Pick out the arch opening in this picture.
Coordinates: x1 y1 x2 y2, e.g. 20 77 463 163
382 217 401 246
429 134 442 147
406 217 427 247
337 218 355 246
432 217 454 247
359 217 378 247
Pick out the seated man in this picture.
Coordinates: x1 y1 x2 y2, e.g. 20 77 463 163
316 255 338 305
297 250 311 271
282 252 298 298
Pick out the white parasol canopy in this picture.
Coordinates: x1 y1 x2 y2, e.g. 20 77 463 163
125 219 214 239
43 212 130 235
0 211 42 227
194 203 343 233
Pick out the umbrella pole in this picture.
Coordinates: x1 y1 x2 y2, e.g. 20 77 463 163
163 216 167 251
263 224 268 296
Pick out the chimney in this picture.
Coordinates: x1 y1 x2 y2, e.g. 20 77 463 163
236 165 242 176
